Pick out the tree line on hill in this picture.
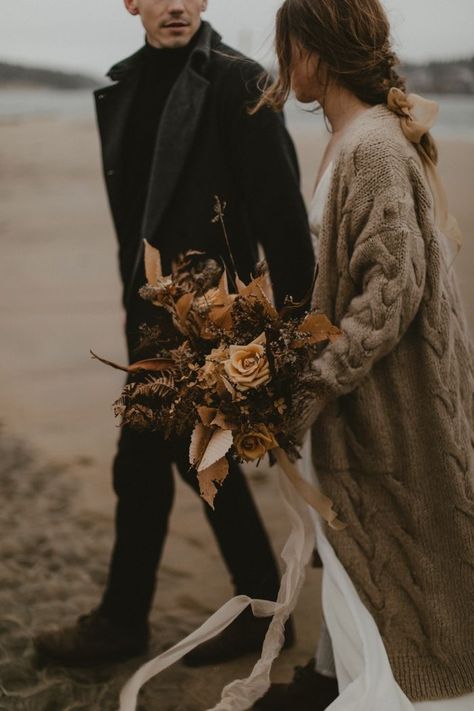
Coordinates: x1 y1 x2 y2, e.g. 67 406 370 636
401 57 474 95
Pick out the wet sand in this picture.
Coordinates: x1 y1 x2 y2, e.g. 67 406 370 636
0 113 473 709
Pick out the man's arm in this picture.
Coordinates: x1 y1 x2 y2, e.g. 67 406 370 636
223 61 315 310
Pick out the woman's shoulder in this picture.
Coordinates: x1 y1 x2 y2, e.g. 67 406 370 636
337 105 423 188
345 106 418 158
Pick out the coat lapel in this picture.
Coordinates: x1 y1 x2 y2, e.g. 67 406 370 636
140 66 210 244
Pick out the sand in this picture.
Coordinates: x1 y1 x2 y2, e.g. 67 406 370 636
0 112 473 710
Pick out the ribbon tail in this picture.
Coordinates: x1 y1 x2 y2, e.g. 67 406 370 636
421 152 463 253
117 452 318 711
118 596 271 711
274 448 346 531
116 447 343 710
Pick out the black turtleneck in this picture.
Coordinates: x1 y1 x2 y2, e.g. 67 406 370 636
120 34 198 284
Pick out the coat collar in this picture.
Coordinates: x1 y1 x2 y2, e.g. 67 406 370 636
106 21 220 83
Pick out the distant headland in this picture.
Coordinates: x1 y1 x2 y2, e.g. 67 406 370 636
1 56 473 94
0 61 100 90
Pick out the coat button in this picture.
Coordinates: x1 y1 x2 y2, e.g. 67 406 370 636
107 169 115 177
97 93 105 100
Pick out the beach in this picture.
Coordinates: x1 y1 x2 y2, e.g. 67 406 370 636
0 108 473 709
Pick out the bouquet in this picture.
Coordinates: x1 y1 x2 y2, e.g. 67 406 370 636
93 199 343 526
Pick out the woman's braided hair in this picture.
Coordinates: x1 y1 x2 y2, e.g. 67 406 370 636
254 0 438 163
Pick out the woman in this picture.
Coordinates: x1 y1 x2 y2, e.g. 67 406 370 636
254 0 474 709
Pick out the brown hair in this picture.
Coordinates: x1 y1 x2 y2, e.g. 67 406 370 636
256 0 406 111
254 0 437 162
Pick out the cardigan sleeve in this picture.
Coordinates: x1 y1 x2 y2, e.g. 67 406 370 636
297 148 428 429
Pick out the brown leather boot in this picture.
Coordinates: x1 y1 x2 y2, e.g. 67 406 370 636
33 609 149 666
253 658 339 710
182 609 294 667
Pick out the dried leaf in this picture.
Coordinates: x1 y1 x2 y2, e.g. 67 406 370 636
236 276 278 320
90 350 130 373
129 358 177 373
197 406 218 427
198 457 229 509
235 276 248 294
211 410 235 430
292 313 342 348
198 321 218 341
215 376 227 397
175 292 195 324
221 376 237 397
144 240 163 285
219 270 230 295
235 275 264 299
198 429 234 472
189 423 214 468
256 287 278 321
204 274 236 332
253 332 266 346
208 303 234 332
142 374 176 397
258 272 273 303
91 351 175 374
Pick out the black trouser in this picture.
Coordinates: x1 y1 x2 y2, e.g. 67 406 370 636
99 425 281 627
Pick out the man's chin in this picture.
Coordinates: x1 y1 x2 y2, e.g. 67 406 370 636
149 35 193 50
166 38 191 49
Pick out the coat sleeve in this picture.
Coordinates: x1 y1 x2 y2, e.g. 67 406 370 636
222 63 315 310
296 145 428 431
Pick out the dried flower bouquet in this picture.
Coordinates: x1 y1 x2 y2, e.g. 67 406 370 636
93 201 344 527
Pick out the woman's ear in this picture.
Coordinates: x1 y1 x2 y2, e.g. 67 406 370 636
123 0 140 17
202 1 209 12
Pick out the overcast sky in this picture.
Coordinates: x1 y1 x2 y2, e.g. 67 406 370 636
2 1 473 77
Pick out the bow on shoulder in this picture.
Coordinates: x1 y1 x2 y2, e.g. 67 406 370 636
387 87 439 144
387 87 462 253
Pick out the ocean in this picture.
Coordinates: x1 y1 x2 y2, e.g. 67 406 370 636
285 94 474 142
1 88 473 142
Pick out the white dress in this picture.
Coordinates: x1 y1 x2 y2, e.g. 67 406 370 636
307 164 474 711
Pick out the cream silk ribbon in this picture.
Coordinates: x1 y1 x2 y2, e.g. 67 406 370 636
117 450 343 711
387 87 462 251
274 448 346 532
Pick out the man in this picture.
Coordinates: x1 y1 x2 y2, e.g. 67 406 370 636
34 0 315 666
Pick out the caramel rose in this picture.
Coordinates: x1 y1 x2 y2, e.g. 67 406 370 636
234 425 278 462
223 334 271 391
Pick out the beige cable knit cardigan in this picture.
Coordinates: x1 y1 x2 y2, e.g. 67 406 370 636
306 105 474 701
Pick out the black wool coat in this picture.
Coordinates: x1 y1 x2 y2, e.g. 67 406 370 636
94 22 315 351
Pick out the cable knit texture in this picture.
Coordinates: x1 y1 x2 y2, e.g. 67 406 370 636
307 105 474 701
